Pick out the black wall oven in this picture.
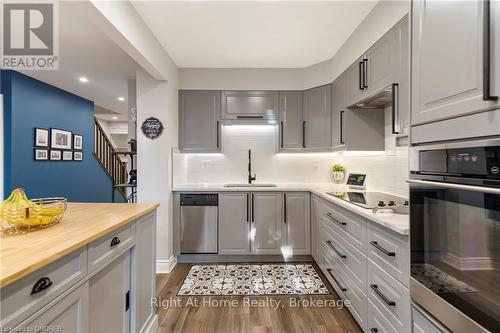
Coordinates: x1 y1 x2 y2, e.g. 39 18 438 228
409 139 500 333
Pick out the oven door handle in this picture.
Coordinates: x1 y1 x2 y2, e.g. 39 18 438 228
407 179 500 195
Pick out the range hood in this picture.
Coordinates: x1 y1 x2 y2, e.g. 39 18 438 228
348 83 401 135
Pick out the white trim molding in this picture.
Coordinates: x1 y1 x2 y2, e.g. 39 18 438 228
156 256 177 273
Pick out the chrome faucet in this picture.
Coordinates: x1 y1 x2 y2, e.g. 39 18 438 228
248 149 256 184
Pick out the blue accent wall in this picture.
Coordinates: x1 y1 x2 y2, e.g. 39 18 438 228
2 70 122 202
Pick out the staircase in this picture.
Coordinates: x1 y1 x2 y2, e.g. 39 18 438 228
93 118 128 199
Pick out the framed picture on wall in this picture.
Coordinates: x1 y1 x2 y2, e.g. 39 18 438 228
73 151 83 161
50 128 72 149
73 134 83 150
50 150 62 160
62 151 73 161
34 149 48 160
34 128 49 147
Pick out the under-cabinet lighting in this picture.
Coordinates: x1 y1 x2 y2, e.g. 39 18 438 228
79 77 88 83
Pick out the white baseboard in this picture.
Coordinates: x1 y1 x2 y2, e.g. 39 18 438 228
156 256 177 273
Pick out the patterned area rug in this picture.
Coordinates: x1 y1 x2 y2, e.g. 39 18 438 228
411 264 477 293
178 264 330 296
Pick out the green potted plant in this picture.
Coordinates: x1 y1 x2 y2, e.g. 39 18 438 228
331 164 346 184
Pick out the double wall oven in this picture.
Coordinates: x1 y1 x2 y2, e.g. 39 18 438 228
409 139 500 333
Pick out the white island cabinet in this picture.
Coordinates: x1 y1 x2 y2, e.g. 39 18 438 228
0 203 158 333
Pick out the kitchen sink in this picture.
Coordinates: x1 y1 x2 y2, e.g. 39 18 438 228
224 183 277 188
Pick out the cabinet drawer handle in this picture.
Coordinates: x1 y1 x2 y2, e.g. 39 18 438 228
246 193 249 223
327 268 347 292
340 111 345 144
370 284 396 306
391 83 400 134
370 241 395 257
370 329 378 333
358 61 364 90
280 121 284 148
216 121 220 148
363 59 368 89
31 277 53 295
302 121 306 148
326 240 346 259
283 193 287 223
326 212 346 226
236 115 264 119
110 236 121 247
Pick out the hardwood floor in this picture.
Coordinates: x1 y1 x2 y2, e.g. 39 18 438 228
155 263 362 333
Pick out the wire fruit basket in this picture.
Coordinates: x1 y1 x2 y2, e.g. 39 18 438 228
0 189 67 234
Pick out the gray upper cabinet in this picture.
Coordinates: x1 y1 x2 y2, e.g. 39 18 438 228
345 55 367 107
279 91 303 150
395 15 410 139
365 29 396 96
89 251 131 333
221 91 279 120
219 193 251 255
331 77 346 148
179 90 221 152
412 0 500 126
303 85 332 149
251 192 282 255
283 192 310 255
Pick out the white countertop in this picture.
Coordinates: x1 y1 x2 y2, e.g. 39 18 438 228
172 183 409 236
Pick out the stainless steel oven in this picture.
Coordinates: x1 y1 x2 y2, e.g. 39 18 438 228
409 138 500 333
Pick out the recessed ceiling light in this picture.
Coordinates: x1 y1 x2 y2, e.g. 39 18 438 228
112 116 118 120
79 77 88 83
118 97 125 102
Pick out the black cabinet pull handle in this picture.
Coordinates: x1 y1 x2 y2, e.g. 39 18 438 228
326 212 346 226
302 121 306 148
236 115 264 119
370 241 395 257
327 268 347 292
326 240 346 259
246 193 249 222
251 193 255 222
283 193 287 223
340 111 345 144
483 0 498 101
391 83 400 134
280 121 284 148
31 277 53 295
370 284 396 306
359 62 364 90
363 59 368 89
370 329 378 333
216 121 220 148
110 236 121 247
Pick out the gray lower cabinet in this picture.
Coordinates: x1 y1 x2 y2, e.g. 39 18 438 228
283 192 310 255
221 90 279 120
133 214 157 332
279 91 303 150
219 192 251 254
303 84 332 149
90 250 131 333
251 192 283 254
411 0 500 126
310 195 321 261
179 90 221 152
412 305 445 333
17 282 89 332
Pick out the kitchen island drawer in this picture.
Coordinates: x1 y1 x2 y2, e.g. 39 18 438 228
88 223 135 273
367 222 409 286
322 200 366 252
367 261 410 333
0 247 87 328
322 247 367 331
367 299 398 333
321 217 367 291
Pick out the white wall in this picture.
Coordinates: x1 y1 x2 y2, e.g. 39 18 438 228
179 1 409 90
180 68 304 90
136 67 179 273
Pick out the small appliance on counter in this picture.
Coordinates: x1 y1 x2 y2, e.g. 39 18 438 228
346 173 367 190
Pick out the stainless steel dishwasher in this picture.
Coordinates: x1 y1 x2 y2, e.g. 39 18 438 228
180 194 218 254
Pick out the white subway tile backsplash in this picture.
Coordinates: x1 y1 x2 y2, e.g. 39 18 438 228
173 116 409 196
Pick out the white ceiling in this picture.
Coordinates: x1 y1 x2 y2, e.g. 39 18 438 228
132 1 378 68
21 2 138 121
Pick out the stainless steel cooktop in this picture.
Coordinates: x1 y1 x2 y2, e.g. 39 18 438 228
327 191 408 209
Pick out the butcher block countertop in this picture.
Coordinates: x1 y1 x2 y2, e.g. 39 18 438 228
0 202 158 288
